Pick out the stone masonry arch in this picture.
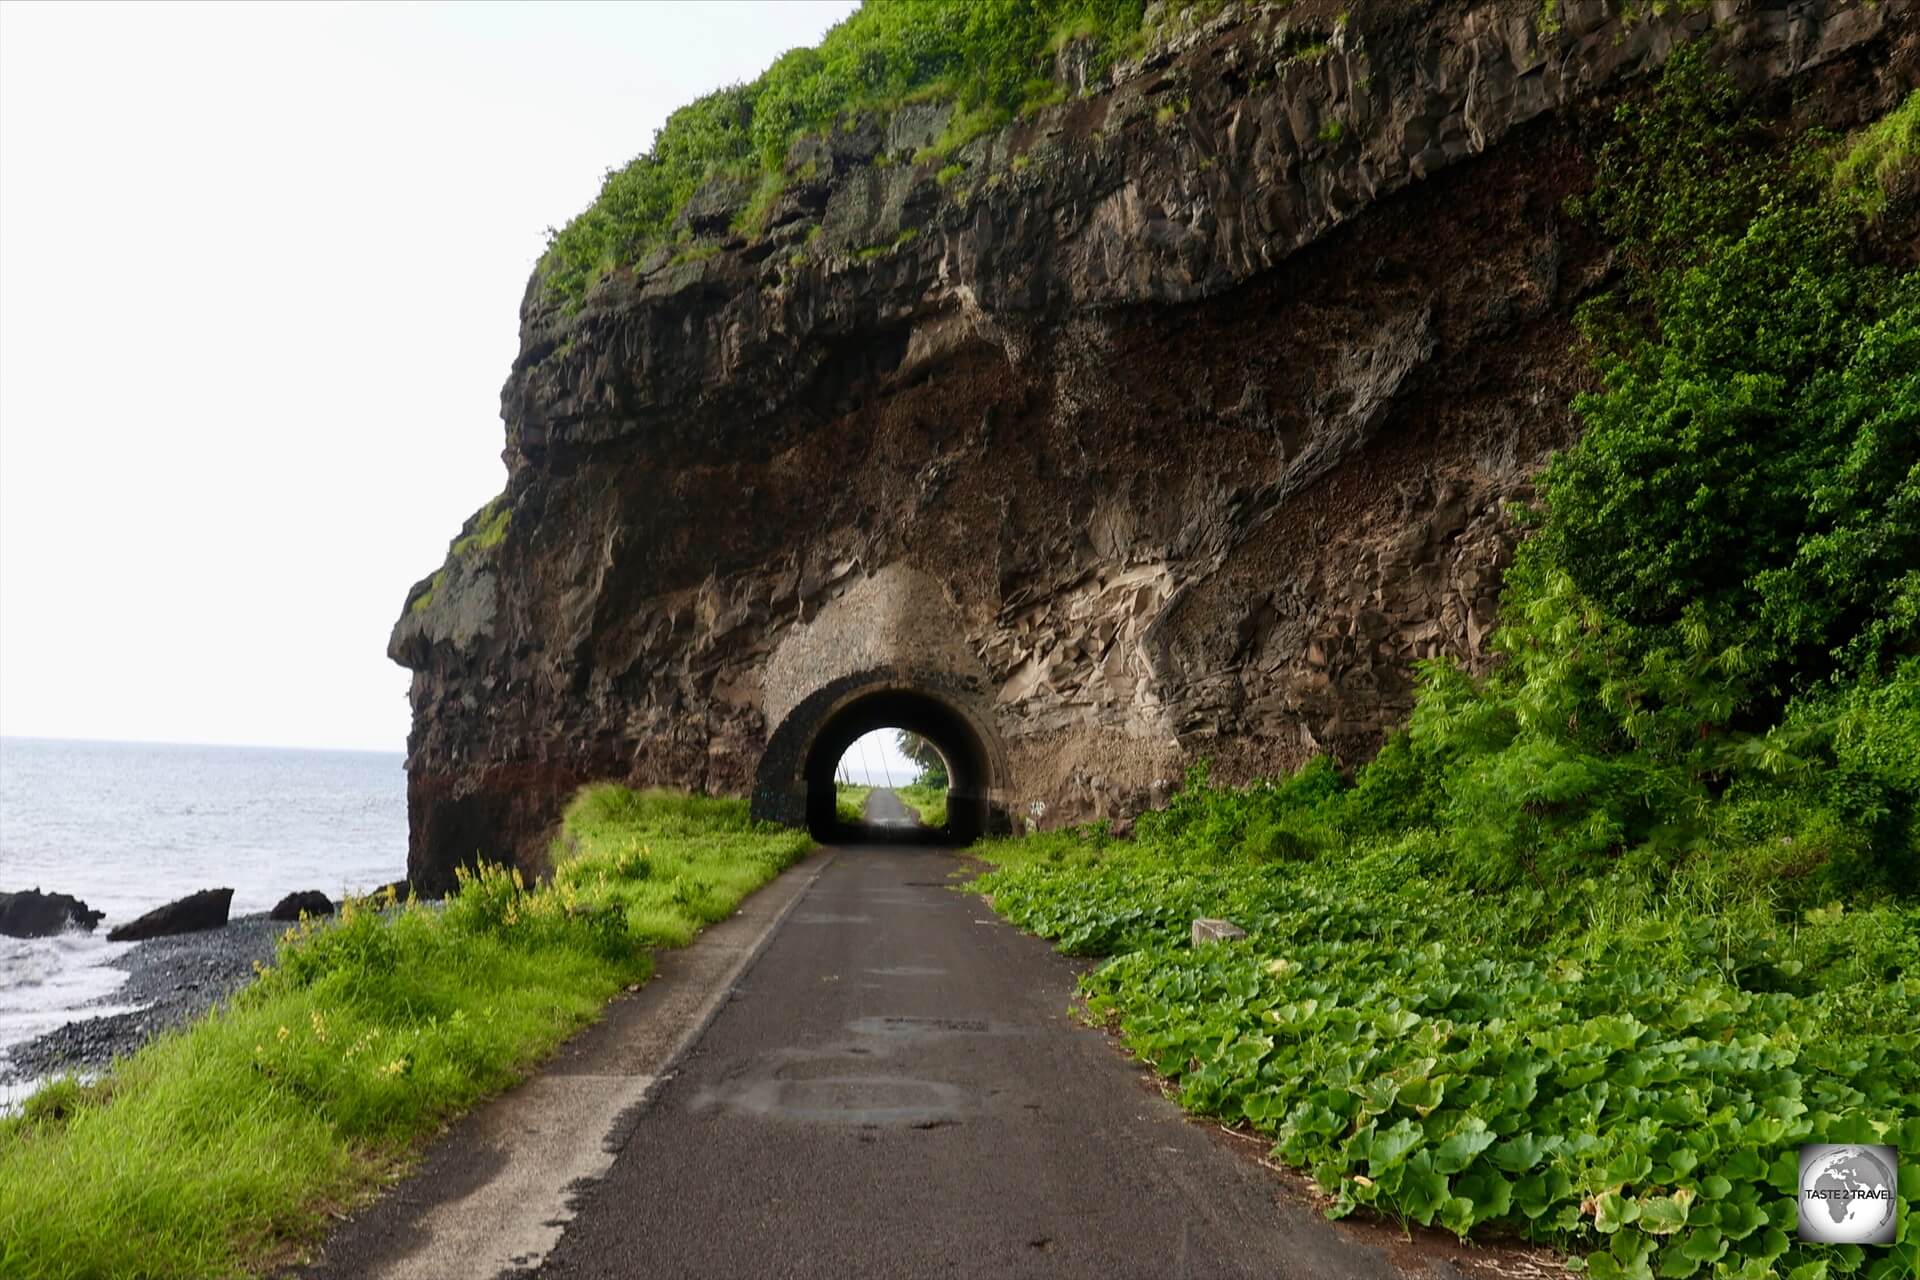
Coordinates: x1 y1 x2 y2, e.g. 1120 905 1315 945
750 674 1011 842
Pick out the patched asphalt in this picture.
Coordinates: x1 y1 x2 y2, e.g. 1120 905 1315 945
534 843 1437 1279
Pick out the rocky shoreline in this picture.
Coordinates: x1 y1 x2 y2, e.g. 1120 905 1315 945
0 914 285 1087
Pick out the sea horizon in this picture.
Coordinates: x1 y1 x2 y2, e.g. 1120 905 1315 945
1 737 409 1062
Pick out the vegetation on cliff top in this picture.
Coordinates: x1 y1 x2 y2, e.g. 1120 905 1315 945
0 791 810 1279
539 0 1186 304
976 55 1919 1280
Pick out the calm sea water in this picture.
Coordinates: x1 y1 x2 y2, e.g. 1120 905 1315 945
0 737 406 1064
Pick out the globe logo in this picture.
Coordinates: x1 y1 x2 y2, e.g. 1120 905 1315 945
1798 1144 1898 1245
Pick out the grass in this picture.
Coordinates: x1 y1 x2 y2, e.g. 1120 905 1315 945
0 788 811 1279
408 570 443 615
834 782 871 826
450 497 511 558
538 0 1219 305
895 782 948 829
972 811 1920 1280
1830 89 1918 219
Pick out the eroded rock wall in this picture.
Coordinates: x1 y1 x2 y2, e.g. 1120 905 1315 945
391 0 1915 888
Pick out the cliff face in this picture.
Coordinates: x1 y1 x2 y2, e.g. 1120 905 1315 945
391 0 1915 889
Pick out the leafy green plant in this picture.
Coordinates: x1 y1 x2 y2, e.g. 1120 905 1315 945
974 816 1919 1280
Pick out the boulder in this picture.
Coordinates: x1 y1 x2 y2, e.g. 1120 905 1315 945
0 889 105 938
370 879 413 903
269 890 334 922
107 888 233 942
1191 918 1247 946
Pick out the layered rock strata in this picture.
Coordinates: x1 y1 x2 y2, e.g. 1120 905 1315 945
391 0 1916 889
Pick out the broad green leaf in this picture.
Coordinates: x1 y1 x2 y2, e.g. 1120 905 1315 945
1455 1169 1514 1222
1434 1121 1497 1174
1596 1190 1641 1234
1438 1194 1477 1238
1639 1191 1692 1235
1679 1227 1726 1263
1654 1241 1700 1279
1717 1200 1768 1240
1367 1118 1422 1174
1489 1133 1552 1173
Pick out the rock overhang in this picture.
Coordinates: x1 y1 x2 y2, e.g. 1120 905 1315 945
390 0 1915 886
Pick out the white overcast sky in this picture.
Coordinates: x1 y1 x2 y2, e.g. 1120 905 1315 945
0 0 865 754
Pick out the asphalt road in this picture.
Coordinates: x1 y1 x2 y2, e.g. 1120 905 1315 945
862 786 922 830
536 845 1432 1279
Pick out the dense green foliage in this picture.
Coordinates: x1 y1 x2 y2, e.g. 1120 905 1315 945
1831 91 1918 220
1545 67 1919 687
0 790 809 1279
976 55 1918 1280
978 827 1918 1280
896 730 950 788
539 0 1172 303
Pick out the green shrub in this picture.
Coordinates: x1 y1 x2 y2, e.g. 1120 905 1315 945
1543 51 1919 687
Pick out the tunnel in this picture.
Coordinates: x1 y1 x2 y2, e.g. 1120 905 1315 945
751 677 1008 845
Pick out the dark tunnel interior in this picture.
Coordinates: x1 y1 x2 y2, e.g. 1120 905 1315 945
801 688 993 845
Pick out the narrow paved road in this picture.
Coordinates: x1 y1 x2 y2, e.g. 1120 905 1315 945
537 846 1434 1279
862 786 921 830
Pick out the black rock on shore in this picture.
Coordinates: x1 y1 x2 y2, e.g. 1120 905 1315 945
1 914 285 1084
0 889 105 938
107 887 234 943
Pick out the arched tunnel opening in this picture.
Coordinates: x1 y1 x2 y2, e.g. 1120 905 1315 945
799 688 996 846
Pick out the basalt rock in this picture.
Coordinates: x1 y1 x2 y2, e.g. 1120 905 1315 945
390 0 1916 892
269 890 335 922
0 889 105 938
107 888 233 943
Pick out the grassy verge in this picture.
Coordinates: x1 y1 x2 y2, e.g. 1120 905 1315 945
895 782 949 829
974 815 1920 1280
0 788 811 1280
835 782 871 826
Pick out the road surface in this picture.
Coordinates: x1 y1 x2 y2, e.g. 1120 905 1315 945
306 843 1502 1279
536 845 1441 1279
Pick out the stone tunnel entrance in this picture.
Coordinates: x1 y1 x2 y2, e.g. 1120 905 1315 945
751 679 1009 846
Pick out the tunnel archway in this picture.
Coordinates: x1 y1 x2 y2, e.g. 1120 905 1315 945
751 675 1009 845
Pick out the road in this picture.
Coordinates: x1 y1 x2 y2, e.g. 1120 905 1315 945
862 785 922 830
305 841 1500 1279
535 845 1435 1279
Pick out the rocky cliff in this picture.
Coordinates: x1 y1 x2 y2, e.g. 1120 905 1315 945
391 0 1916 890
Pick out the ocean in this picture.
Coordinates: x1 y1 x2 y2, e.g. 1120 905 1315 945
0 737 406 1068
